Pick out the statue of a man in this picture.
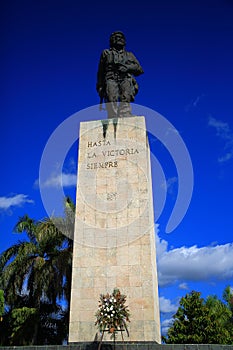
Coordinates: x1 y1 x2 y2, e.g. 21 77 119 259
96 31 144 118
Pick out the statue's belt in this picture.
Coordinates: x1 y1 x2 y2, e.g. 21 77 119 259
105 71 130 80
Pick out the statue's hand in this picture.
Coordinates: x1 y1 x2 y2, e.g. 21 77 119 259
117 64 128 73
97 86 105 98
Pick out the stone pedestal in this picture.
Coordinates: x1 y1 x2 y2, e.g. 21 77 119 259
69 117 161 343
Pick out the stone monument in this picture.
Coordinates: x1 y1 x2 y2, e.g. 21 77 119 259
69 117 161 343
69 31 160 344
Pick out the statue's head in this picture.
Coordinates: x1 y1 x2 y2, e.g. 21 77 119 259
109 31 126 49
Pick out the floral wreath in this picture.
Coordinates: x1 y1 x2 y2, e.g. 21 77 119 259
95 288 130 337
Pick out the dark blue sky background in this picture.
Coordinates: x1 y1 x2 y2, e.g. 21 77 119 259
1 0 233 335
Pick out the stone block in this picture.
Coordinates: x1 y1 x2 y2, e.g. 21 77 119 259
69 117 160 343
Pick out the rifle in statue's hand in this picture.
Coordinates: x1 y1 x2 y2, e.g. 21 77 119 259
97 86 105 111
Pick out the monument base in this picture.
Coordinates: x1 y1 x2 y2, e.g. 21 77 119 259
69 341 161 350
0 345 229 350
69 343 230 350
69 117 160 343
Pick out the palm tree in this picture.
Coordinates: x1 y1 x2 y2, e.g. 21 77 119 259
0 197 74 345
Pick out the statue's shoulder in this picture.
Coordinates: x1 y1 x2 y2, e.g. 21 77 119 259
101 49 111 56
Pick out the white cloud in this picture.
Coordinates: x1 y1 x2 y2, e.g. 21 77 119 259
208 117 231 137
0 194 34 210
218 153 232 163
156 234 233 286
159 296 177 313
161 318 173 335
179 282 189 290
37 172 77 188
66 157 77 172
192 95 203 107
185 94 204 112
156 234 168 258
208 116 233 162
162 177 178 195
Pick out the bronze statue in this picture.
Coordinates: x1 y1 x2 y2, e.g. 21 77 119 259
96 31 144 118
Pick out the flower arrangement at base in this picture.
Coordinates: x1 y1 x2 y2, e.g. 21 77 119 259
95 288 130 338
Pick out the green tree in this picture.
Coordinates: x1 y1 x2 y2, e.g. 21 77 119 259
163 290 232 344
9 307 37 345
223 286 233 339
0 197 74 345
0 289 4 321
223 286 233 312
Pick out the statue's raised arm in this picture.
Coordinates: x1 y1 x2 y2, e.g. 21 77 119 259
96 31 144 119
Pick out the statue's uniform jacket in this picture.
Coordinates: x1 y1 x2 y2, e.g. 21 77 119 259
97 48 143 118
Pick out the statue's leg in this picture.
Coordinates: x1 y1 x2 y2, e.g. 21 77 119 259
119 78 132 118
105 79 119 119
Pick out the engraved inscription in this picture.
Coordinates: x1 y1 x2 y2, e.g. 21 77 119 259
102 148 139 156
86 161 118 170
87 140 111 147
107 192 117 201
86 139 139 170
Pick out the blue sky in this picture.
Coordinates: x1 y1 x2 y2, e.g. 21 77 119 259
1 0 233 336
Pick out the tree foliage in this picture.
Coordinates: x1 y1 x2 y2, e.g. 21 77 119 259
9 307 38 345
0 289 4 320
163 289 233 344
0 197 74 345
223 286 233 337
